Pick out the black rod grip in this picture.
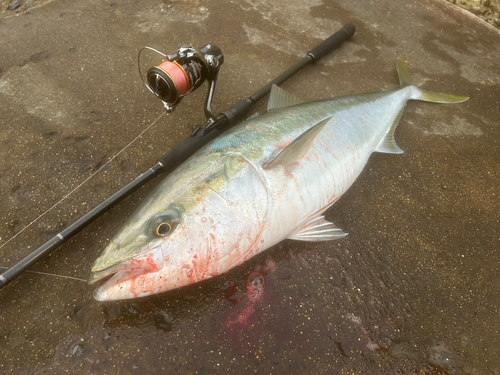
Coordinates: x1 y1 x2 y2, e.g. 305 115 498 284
307 23 355 62
249 24 355 104
157 128 223 171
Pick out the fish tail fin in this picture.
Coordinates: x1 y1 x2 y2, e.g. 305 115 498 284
396 58 469 103
376 59 468 156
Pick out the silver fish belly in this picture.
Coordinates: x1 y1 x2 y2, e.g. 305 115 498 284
89 58 468 301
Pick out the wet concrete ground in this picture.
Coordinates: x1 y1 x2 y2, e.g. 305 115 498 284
1 0 499 373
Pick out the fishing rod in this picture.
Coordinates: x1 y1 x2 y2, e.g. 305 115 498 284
0 23 355 290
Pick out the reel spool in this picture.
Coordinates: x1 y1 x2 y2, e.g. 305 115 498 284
138 44 223 120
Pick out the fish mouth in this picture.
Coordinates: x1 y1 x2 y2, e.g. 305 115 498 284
92 270 147 301
88 246 164 300
88 262 134 285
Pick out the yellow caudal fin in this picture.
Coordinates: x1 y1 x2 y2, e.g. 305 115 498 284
396 58 469 103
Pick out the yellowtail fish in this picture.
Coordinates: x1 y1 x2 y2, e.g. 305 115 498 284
89 59 468 301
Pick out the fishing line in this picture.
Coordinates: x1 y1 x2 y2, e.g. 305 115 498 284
0 266 86 282
0 111 166 251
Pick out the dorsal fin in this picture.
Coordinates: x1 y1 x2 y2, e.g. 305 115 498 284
264 116 332 170
267 84 306 111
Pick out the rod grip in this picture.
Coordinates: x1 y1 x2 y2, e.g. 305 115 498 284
307 24 355 62
157 128 223 171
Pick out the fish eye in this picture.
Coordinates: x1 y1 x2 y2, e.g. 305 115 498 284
156 222 172 237
150 208 181 238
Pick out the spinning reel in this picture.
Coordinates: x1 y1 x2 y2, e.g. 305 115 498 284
139 44 224 128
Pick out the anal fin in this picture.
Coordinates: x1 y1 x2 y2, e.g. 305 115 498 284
288 213 348 242
375 107 405 155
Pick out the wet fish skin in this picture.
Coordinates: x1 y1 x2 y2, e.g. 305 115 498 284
89 59 468 301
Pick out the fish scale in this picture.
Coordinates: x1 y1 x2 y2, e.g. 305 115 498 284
89 59 468 301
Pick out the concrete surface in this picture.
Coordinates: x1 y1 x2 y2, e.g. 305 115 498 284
1 0 499 374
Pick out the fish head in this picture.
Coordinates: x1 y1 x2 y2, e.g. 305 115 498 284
88 200 185 301
89 153 268 301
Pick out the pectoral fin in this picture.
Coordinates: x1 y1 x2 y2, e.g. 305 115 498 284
265 116 332 170
288 213 348 242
